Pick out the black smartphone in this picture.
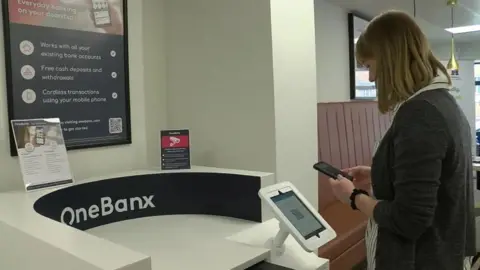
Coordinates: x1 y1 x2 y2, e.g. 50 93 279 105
313 161 353 181
91 0 112 27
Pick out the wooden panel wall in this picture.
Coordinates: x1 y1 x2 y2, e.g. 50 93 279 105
317 101 392 210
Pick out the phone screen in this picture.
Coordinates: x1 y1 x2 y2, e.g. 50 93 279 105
313 161 352 181
91 0 112 27
35 127 45 145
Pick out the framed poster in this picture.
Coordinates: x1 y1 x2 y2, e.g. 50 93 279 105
347 13 376 100
2 0 131 156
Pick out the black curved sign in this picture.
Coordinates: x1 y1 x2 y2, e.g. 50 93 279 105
34 172 263 230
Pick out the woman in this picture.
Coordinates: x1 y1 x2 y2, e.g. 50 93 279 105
328 11 476 270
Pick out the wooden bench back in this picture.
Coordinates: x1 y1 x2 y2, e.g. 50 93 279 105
317 101 392 211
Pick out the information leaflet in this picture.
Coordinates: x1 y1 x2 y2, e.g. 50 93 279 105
11 118 74 191
160 129 191 170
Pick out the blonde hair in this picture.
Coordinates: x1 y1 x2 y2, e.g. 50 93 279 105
355 11 451 113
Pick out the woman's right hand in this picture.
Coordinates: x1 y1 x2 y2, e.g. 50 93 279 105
342 166 372 191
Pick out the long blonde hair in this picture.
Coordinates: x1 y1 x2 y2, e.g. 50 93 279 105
355 11 451 113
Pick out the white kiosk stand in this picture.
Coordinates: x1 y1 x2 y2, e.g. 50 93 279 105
228 182 337 270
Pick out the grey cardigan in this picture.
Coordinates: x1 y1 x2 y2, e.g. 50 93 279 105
371 89 476 270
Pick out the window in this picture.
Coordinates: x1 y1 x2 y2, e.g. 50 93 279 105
475 63 480 133
475 63 480 86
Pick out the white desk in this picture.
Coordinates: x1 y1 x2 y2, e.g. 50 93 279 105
0 166 329 270
87 215 268 270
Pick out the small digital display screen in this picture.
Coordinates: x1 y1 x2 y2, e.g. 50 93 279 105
271 190 325 239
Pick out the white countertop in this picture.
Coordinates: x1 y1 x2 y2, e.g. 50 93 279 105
87 215 269 270
0 166 277 270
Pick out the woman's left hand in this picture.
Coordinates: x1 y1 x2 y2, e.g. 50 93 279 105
328 175 355 204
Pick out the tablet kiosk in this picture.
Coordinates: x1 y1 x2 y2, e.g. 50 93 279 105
259 182 336 255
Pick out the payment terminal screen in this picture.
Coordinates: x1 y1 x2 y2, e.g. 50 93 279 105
272 191 325 239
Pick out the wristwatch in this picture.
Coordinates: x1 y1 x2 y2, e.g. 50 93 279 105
349 189 369 210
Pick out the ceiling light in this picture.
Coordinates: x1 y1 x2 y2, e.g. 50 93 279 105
445 25 480 34
446 37 459 72
446 0 459 73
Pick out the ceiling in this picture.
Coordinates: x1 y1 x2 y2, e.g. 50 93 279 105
326 0 480 45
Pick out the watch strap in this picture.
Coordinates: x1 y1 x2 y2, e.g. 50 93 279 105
349 189 369 210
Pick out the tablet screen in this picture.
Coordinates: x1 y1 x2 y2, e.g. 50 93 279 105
271 190 325 239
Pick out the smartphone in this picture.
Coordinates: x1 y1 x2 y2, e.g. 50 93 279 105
313 161 353 181
35 127 45 145
91 0 112 27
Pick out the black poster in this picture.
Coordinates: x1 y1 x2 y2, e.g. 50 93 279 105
2 0 131 156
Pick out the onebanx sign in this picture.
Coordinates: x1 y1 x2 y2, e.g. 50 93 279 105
60 195 155 225
33 173 263 231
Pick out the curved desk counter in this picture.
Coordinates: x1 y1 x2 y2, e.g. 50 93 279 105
87 215 269 270
0 166 282 270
